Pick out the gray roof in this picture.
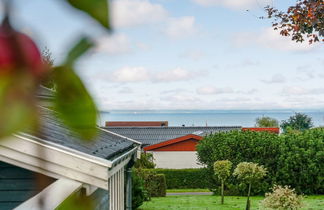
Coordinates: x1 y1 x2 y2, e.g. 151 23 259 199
104 126 241 146
37 86 54 100
20 107 139 160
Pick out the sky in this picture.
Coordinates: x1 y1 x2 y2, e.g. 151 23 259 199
6 0 324 110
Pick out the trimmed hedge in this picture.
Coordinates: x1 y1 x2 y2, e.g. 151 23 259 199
135 169 166 197
152 168 212 189
196 129 324 195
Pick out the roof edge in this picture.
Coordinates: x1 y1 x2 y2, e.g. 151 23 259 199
144 134 202 151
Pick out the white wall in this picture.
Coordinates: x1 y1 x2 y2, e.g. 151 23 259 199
148 151 203 169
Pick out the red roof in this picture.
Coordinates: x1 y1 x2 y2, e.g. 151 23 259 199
105 121 168 127
242 127 280 134
144 134 202 151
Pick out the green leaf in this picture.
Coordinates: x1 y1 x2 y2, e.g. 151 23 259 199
0 73 39 138
65 37 94 66
66 0 110 29
53 66 98 140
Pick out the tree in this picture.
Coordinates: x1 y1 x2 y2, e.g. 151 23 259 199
214 160 232 204
255 116 279 128
233 162 267 210
265 0 324 44
280 112 313 133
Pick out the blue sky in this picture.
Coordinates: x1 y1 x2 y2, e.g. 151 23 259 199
6 0 324 110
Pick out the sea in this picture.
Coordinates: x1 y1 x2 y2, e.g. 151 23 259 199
99 110 324 127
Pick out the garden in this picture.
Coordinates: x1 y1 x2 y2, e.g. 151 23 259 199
133 115 324 209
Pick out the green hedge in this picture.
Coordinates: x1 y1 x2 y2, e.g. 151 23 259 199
152 168 212 189
135 169 166 197
196 129 324 195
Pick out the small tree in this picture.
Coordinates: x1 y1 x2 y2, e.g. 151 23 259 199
214 160 232 204
261 185 303 210
281 113 313 133
233 162 267 210
255 116 279 128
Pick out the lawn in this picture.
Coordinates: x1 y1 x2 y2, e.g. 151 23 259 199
139 195 324 210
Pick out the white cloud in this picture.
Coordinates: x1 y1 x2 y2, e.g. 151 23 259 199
95 34 131 55
179 50 205 61
262 74 286 84
154 67 196 82
233 28 318 52
196 86 234 95
282 86 324 96
192 0 272 10
111 66 150 82
165 16 196 39
111 0 168 28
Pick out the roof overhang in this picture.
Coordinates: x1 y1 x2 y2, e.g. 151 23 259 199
144 134 203 151
0 134 139 190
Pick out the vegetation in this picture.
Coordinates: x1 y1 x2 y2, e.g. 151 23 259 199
233 162 267 210
139 195 324 210
255 116 279 127
281 113 313 133
147 168 211 189
196 129 324 195
132 169 148 209
214 160 233 204
136 169 166 198
261 185 303 210
265 0 324 44
134 153 156 169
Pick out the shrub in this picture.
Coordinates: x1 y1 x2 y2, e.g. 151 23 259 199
135 169 166 197
132 169 148 209
214 160 232 204
196 129 324 195
197 130 280 195
261 185 303 210
152 168 212 189
234 162 267 210
134 153 155 169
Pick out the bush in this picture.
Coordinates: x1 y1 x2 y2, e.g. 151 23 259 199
135 169 166 197
132 169 148 209
152 168 212 189
196 129 324 195
261 185 303 210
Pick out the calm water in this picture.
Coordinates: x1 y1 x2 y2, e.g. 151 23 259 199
99 110 324 127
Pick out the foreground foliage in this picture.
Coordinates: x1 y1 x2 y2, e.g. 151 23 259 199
197 129 324 195
265 0 324 43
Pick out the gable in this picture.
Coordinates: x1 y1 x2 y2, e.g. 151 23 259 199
148 138 200 151
144 134 203 151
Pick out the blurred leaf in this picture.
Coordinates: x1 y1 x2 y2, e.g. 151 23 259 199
53 66 98 140
0 73 38 138
56 189 93 210
66 0 110 29
65 37 94 66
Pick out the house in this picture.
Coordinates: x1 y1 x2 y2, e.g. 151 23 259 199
0 87 141 210
242 127 280 134
105 126 241 169
106 121 168 127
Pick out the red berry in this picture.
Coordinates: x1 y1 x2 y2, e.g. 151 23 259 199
0 22 45 78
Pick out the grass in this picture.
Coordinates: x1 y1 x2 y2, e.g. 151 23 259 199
166 189 210 193
139 195 324 210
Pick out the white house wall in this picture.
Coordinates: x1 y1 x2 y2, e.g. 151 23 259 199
149 151 203 169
